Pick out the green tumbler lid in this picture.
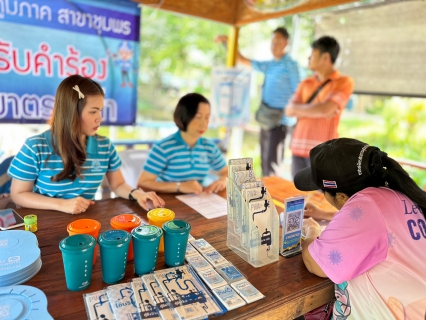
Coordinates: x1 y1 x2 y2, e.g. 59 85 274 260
59 234 96 252
131 225 162 240
24 215 37 224
162 220 191 234
98 230 131 247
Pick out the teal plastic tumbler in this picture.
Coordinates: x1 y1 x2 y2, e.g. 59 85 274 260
98 230 131 284
59 234 96 291
132 225 162 275
162 220 191 267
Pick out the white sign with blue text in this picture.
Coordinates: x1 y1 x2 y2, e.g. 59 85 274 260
210 67 251 127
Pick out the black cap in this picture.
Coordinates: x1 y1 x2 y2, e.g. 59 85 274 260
294 138 380 192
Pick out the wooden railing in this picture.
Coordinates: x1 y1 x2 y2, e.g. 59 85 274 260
395 158 426 171
395 158 426 190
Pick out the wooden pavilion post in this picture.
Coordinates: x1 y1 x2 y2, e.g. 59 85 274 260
226 26 239 67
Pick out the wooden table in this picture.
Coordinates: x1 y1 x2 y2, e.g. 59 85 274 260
262 176 336 213
14 177 334 320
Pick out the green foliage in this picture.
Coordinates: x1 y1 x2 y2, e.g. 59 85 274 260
141 9 228 79
138 7 228 120
340 96 426 188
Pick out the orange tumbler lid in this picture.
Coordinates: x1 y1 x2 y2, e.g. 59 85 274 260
110 213 142 230
147 208 175 222
67 219 101 236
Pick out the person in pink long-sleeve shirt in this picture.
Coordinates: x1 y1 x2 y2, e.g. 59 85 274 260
294 138 426 320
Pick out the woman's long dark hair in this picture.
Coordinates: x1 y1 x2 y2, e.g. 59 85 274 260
49 75 104 182
324 151 426 217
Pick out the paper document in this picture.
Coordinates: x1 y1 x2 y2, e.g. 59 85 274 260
176 193 227 219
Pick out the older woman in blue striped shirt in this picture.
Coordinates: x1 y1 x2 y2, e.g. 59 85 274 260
138 93 228 195
8 75 165 214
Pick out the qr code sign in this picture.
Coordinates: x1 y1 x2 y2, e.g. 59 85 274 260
286 211 301 232
0 304 10 317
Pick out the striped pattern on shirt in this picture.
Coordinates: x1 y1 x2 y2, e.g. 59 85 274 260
8 130 121 200
251 54 300 126
143 131 226 183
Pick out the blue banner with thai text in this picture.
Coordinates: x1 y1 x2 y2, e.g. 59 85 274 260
0 0 140 125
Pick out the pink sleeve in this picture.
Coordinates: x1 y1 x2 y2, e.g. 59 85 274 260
308 192 389 284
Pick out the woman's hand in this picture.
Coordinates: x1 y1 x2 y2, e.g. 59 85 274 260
302 217 322 239
62 197 95 214
304 202 336 221
180 180 203 195
301 217 328 277
134 190 165 211
304 202 323 219
204 178 226 194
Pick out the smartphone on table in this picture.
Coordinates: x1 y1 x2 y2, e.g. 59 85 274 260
0 208 25 230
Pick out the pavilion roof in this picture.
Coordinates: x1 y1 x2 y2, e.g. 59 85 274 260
135 0 357 26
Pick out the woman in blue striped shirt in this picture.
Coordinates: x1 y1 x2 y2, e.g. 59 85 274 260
138 93 228 194
8 75 164 214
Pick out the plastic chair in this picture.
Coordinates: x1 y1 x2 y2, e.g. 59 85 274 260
97 149 149 199
118 149 150 188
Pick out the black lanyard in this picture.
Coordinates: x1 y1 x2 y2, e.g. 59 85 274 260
306 79 332 103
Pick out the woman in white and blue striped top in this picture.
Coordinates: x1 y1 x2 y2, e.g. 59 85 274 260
138 93 228 195
8 75 165 214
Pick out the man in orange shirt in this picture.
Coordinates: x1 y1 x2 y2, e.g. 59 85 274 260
285 36 354 177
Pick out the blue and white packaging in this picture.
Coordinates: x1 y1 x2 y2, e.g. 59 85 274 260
141 274 179 320
233 170 256 186
228 158 253 221
131 278 161 320
189 238 213 253
107 283 141 320
231 279 264 303
185 254 211 272
215 263 245 283
248 198 275 266
185 242 199 257
198 268 227 290
242 185 268 248
212 285 246 311
154 266 222 319
201 249 228 267
84 289 114 320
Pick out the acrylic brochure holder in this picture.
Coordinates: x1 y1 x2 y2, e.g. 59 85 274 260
226 178 279 268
